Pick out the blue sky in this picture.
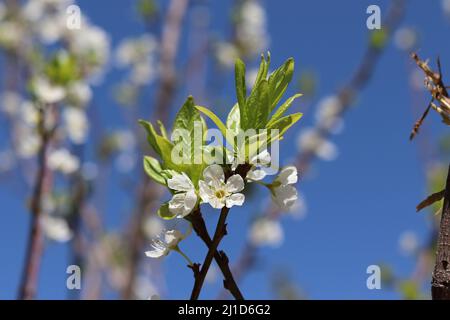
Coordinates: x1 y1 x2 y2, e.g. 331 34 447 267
1 0 449 299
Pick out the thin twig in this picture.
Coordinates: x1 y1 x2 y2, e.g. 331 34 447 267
18 107 54 300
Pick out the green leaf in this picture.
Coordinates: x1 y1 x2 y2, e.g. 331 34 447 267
226 103 240 135
139 119 162 156
235 58 247 127
267 112 303 141
157 120 169 139
268 93 302 126
195 106 234 146
143 156 166 186
268 58 294 111
157 203 177 220
172 96 202 162
253 53 271 87
245 79 270 129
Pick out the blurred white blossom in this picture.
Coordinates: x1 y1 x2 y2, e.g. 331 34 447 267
249 218 284 247
33 77 66 104
48 148 80 174
41 215 73 242
63 108 89 144
394 27 418 51
297 127 338 161
398 231 419 256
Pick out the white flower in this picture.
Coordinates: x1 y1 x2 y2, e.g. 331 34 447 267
270 166 298 211
246 149 272 181
1 91 22 116
199 164 245 209
297 127 338 161
167 172 197 218
33 77 66 104
249 218 284 247
67 81 92 107
145 229 184 258
63 107 89 144
41 215 73 242
48 148 80 174
399 231 419 256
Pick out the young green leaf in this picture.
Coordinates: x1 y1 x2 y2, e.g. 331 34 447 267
235 58 247 127
246 79 270 129
195 106 234 146
253 53 271 87
268 93 302 126
267 112 303 140
268 58 294 111
139 119 162 156
143 156 166 186
226 103 241 135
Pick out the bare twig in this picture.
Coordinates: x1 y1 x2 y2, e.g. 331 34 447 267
18 107 55 300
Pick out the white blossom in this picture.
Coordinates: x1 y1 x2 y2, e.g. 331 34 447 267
297 127 338 161
394 27 418 51
67 81 92 107
145 229 184 259
167 172 197 218
63 107 89 144
246 149 272 181
270 166 298 211
399 231 419 256
33 77 66 104
236 0 269 56
15 125 41 158
1 91 22 116
48 148 80 174
199 164 245 209
249 218 284 247
41 215 73 242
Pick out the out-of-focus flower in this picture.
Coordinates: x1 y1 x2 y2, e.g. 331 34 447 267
235 0 269 57
145 229 185 259
67 81 92 107
48 148 80 174
0 20 25 49
63 107 89 144
1 91 22 116
168 172 197 218
214 41 239 69
143 216 164 239
399 231 419 256
15 125 41 158
20 101 39 125
66 23 110 79
33 77 66 104
249 218 284 247
315 95 344 132
269 166 298 211
394 27 418 51
297 127 338 161
116 35 158 85
199 165 245 209
443 0 450 16
41 215 73 242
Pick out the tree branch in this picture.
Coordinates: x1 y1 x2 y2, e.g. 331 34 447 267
18 107 54 300
432 164 450 299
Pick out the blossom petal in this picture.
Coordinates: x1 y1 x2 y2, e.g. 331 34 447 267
167 172 194 192
181 190 197 217
203 164 225 185
145 244 167 258
164 230 183 247
225 193 245 208
246 168 266 181
273 185 298 210
199 180 214 203
277 166 298 185
226 174 244 193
